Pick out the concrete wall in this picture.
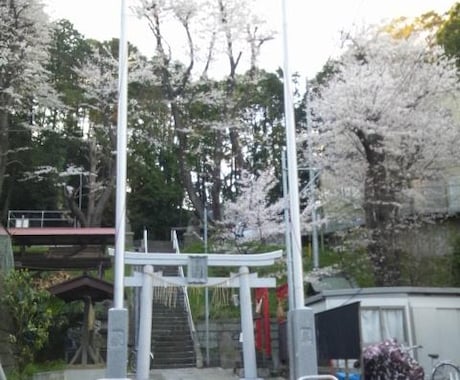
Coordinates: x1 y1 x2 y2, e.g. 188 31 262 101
399 218 460 258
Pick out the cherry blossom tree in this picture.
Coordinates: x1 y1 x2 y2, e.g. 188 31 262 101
0 0 57 212
63 42 153 227
220 168 284 245
22 40 152 228
133 0 273 223
309 27 460 285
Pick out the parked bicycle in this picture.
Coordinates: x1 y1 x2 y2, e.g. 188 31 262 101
429 353 460 380
128 346 154 374
403 344 460 380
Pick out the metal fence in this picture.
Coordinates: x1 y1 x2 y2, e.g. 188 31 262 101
7 210 77 228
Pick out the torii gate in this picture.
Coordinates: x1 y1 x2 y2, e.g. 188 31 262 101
116 249 283 380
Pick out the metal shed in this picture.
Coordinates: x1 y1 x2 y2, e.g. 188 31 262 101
305 287 460 376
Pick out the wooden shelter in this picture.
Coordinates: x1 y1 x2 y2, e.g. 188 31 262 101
48 275 114 365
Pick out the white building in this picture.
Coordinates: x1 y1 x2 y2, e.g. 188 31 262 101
305 287 460 376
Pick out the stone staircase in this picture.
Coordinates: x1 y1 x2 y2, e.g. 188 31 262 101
147 241 196 369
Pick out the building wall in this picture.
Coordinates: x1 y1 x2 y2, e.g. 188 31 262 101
408 294 460 374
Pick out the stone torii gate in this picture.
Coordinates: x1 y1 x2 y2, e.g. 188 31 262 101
116 249 283 380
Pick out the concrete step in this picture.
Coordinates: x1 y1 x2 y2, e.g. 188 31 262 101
133 239 175 253
150 285 196 368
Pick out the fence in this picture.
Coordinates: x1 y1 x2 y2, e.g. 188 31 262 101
7 210 77 228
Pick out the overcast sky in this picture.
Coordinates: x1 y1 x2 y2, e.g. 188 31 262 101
43 0 456 80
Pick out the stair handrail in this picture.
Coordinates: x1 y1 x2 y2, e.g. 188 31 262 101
171 229 204 368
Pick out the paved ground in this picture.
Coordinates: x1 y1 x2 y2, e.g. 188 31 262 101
148 367 286 380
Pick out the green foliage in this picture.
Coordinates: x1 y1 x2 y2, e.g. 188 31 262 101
127 148 186 240
399 253 454 286
188 287 240 320
448 234 460 287
437 3 460 67
0 270 65 373
6 360 66 380
301 241 375 287
303 236 460 288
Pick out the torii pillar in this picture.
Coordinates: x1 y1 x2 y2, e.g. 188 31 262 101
239 265 259 379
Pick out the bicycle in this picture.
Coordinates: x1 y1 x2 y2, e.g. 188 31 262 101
429 353 460 380
128 346 154 374
403 345 460 380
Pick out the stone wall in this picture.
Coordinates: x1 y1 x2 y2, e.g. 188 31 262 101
399 217 460 257
195 318 284 372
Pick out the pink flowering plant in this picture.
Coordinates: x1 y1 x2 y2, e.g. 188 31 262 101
363 339 424 380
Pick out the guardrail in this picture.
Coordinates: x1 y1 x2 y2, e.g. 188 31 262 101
7 210 77 228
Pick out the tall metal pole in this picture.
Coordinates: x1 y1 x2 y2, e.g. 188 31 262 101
204 202 210 367
306 93 319 269
281 1 318 379
282 149 295 310
143 228 148 253
105 0 129 378
114 0 128 317
281 0 304 310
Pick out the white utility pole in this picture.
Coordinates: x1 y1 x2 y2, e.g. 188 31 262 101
281 0 304 311
282 149 295 310
281 1 318 379
114 0 128 324
104 0 129 378
306 91 319 269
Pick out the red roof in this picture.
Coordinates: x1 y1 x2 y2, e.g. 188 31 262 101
48 275 114 302
8 227 115 246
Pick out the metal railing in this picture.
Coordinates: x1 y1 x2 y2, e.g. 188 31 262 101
7 210 76 228
171 229 204 367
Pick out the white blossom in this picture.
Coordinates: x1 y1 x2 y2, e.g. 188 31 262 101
220 168 284 243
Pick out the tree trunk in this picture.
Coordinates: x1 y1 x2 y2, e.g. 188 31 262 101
210 129 224 221
359 129 403 286
364 160 402 286
171 104 206 222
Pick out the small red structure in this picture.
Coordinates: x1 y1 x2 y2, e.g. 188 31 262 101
254 288 271 358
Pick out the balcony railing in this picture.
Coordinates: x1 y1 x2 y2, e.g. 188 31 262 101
7 210 77 228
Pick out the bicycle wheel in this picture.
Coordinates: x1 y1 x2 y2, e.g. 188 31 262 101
128 350 137 373
432 362 460 380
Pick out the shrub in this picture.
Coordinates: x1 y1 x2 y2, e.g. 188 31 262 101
1 270 65 373
363 339 424 380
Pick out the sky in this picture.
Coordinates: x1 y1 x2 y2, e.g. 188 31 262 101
42 0 457 80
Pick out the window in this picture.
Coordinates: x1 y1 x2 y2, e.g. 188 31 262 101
360 307 406 345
